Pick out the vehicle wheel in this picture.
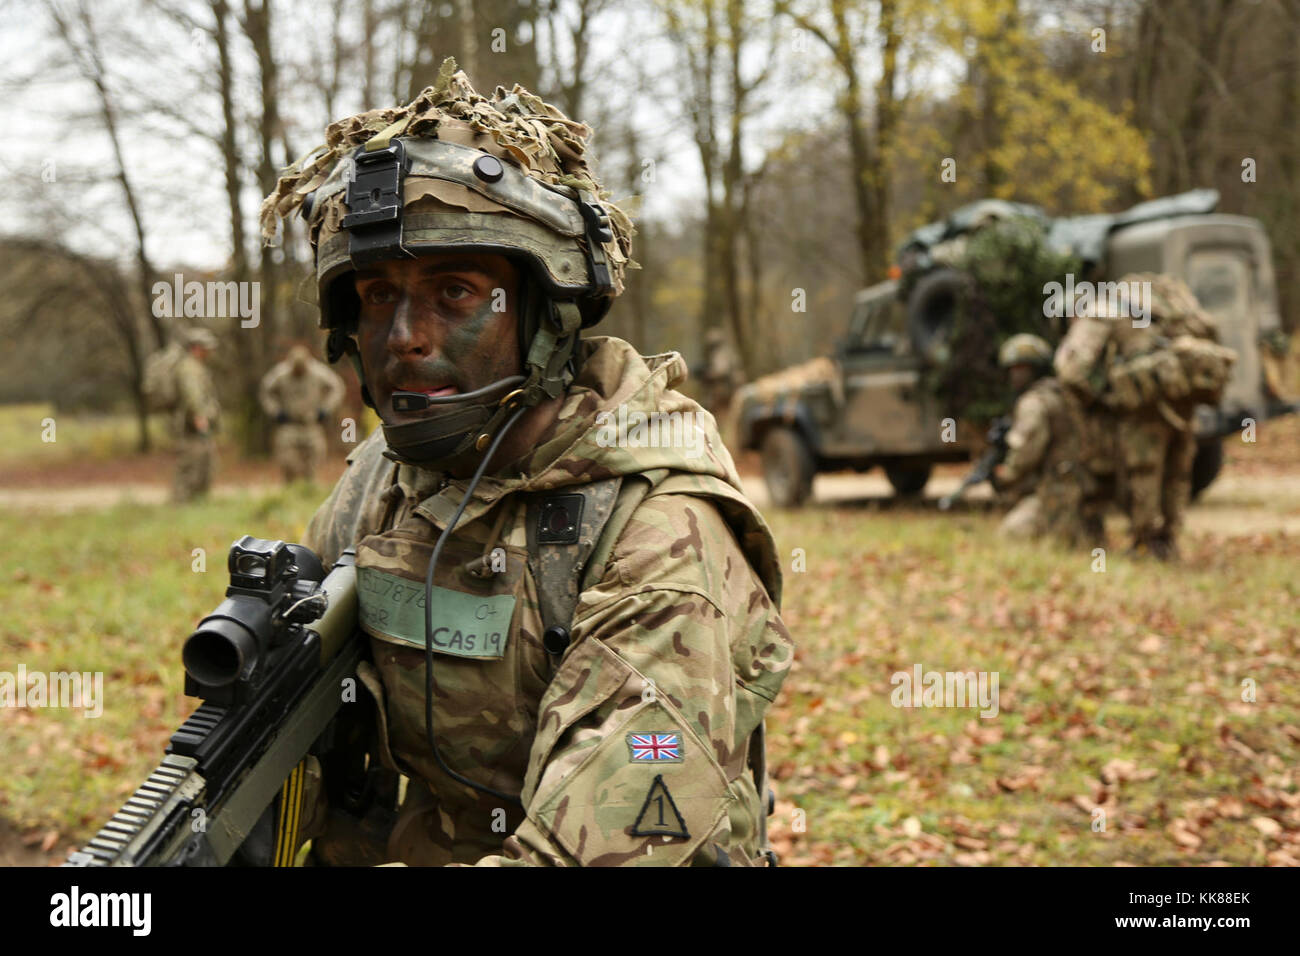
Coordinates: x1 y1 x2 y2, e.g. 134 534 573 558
1190 438 1224 499
761 428 814 507
905 268 968 364
884 461 932 497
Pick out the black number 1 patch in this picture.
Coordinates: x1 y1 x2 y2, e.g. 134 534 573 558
631 774 689 839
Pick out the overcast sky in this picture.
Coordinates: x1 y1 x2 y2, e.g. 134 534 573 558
0 0 886 273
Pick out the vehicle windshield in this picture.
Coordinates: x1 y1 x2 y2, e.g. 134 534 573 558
847 295 907 351
1187 250 1252 332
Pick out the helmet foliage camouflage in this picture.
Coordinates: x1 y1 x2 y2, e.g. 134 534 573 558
258 58 633 334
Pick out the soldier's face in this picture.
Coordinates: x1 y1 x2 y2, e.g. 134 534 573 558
1009 364 1034 392
352 253 522 423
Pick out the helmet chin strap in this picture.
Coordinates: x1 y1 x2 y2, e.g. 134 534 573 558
382 375 527 464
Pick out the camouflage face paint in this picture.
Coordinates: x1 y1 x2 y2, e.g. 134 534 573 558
353 253 522 424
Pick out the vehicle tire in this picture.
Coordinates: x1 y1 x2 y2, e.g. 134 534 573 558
905 268 968 363
761 427 814 508
884 461 932 497
1190 438 1224 499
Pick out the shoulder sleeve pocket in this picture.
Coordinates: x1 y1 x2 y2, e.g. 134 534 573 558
528 695 731 867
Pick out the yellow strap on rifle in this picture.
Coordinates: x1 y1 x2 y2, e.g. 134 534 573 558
273 760 307 867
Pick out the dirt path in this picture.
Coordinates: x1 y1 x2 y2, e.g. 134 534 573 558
0 451 348 513
5 457 1295 538
740 466 1300 536
0 482 285 513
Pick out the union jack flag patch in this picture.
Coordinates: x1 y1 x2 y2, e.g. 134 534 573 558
626 732 684 763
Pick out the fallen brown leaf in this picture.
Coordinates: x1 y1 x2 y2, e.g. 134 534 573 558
1251 816 1282 837
1167 820 1202 849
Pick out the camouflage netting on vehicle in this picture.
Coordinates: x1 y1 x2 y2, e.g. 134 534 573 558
257 57 635 296
927 215 1080 423
741 356 844 408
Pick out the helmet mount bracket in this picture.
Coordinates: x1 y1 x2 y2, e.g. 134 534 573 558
342 141 414 268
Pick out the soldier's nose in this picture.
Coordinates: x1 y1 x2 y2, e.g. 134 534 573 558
387 294 429 357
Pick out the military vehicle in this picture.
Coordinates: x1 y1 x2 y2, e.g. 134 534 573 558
736 190 1295 507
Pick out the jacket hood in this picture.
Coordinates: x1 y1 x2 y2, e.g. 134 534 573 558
514 336 745 494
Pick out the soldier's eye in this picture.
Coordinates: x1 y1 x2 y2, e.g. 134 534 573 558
444 284 472 302
361 284 396 306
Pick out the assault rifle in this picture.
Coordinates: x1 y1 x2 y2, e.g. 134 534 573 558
65 537 366 867
938 415 1013 511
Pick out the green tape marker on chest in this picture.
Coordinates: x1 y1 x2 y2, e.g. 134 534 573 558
356 566 515 659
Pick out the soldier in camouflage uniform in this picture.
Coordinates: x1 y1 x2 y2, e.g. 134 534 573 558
1054 274 1232 560
258 60 793 866
172 327 220 503
696 328 742 415
993 334 1087 544
259 344 346 483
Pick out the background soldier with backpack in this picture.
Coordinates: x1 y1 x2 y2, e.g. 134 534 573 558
1055 274 1235 559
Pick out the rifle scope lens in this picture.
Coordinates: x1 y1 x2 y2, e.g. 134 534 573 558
183 619 257 687
234 553 268 577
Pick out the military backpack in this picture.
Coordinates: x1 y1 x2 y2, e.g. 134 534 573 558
143 343 186 412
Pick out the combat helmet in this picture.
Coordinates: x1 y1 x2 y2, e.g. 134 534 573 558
258 59 634 465
998 333 1053 369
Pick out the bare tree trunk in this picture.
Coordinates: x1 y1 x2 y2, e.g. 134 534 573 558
721 0 747 375
621 120 650 351
210 0 266 455
700 2 723 341
872 0 899 278
665 0 723 347
840 56 876 280
90 257 153 453
45 0 162 449
362 0 377 107
242 0 282 454
566 0 595 119
740 167 766 370
1279 0 1300 331
544 0 603 118
777 0 885 286
456 0 478 80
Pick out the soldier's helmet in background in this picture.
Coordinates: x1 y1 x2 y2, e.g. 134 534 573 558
998 333 1052 369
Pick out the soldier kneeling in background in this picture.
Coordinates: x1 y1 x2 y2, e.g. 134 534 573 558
994 334 1089 546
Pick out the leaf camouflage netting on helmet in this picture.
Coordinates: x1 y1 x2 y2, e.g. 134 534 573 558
926 216 1080 424
257 57 634 288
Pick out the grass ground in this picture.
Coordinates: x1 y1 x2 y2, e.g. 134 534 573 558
761 505 1299 866
1 410 1297 866
0 403 162 467
0 484 327 860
